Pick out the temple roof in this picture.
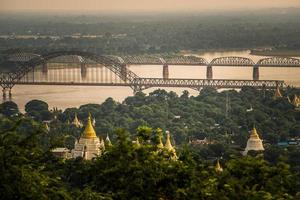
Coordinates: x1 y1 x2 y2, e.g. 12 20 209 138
82 114 97 138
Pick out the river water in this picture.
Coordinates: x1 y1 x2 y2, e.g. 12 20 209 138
8 50 300 112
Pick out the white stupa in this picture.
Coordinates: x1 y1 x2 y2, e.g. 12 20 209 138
72 114 104 160
72 113 83 128
243 127 264 156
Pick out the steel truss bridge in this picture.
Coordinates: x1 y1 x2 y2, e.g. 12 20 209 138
1 51 298 98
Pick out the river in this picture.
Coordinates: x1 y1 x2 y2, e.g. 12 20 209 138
7 50 300 112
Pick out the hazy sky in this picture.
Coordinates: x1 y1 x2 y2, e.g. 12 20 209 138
1 0 300 12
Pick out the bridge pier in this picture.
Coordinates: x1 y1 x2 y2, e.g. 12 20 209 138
163 64 169 80
8 88 12 100
253 65 259 80
42 63 48 74
2 88 13 101
2 88 6 101
81 63 87 79
121 64 127 81
206 65 213 79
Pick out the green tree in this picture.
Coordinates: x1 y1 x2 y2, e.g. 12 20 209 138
0 101 19 117
25 99 49 113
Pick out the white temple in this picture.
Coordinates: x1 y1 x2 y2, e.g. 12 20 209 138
243 127 264 156
72 114 105 160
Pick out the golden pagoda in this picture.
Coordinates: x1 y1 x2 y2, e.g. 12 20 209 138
82 115 97 138
292 95 300 107
72 114 104 160
243 127 264 156
72 113 83 128
164 131 177 160
273 87 283 99
215 159 223 172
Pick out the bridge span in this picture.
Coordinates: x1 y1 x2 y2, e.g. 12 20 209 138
0 51 292 99
6 52 300 80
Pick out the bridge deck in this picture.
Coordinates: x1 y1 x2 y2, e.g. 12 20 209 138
10 78 284 90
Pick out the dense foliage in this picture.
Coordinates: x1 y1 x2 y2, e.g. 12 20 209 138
0 87 300 199
57 87 300 149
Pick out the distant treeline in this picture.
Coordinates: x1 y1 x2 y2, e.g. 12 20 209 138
0 9 300 55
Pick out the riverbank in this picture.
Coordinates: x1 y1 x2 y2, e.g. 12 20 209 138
179 48 249 55
250 49 300 57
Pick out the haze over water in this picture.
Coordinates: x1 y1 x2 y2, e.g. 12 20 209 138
2 0 300 12
8 50 300 112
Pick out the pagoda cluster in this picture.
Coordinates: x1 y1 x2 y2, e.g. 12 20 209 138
52 114 178 161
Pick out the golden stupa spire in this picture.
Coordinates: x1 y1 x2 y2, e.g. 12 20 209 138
215 159 223 172
250 126 260 140
164 131 178 160
273 87 283 99
82 114 97 138
165 131 174 152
